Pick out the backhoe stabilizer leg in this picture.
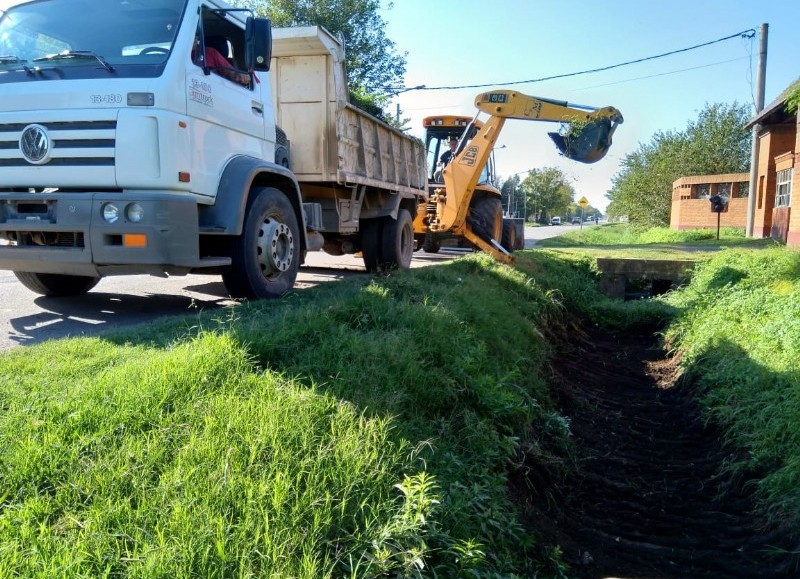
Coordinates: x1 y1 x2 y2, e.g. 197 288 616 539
462 227 514 265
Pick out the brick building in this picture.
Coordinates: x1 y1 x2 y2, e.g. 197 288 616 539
670 173 749 231
746 80 799 248
670 80 800 247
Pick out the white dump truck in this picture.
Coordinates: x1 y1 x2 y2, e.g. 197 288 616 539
0 0 426 298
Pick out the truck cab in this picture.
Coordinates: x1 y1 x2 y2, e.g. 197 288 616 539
0 0 425 299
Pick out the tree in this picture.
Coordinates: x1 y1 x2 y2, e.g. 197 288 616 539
519 168 575 223
233 0 406 108
606 101 752 227
499 174 522 217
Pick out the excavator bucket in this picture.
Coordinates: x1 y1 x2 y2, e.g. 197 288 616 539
548 118 616 164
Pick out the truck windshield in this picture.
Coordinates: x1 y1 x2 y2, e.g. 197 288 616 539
0 0 186 74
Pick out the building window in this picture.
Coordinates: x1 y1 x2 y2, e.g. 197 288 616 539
696 184 710 199
776 168 793 207
735 181 749 198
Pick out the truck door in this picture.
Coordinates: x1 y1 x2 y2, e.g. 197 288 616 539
186 11 268 198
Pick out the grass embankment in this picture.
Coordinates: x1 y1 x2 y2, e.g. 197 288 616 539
0 256 574 578
1 224 797 577
540 223 800 530
662 248 800 525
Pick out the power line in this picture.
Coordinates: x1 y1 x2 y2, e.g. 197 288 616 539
382 28 756 95
573 56 750 91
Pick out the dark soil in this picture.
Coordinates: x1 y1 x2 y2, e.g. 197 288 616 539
514 326 799 579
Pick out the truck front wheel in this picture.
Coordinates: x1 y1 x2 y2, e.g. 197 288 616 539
14 272 101 296
223 187 300 299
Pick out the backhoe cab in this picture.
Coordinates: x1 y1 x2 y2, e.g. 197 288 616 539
420 90 623 264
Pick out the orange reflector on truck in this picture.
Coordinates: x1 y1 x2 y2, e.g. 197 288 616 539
124 234 147 248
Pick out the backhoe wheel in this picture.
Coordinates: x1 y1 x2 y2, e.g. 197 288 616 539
380 209 414 270
222 186 299 299
468 196 503 244
14 272 101 296
360 217 384 272
422 232 441 253
501 220 517 252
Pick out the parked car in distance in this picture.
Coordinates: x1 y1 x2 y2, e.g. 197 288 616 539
572 217 581 225
551 216 562 225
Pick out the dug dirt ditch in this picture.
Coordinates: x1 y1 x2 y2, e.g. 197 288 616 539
513 325 799 578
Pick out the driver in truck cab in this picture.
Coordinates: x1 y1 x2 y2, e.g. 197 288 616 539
192 33 251 88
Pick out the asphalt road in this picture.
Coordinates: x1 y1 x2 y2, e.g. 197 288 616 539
0 224 573 350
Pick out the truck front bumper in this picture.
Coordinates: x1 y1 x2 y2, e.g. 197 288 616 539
0 192 203 277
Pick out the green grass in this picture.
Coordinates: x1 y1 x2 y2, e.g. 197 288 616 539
529 226 800 529
537 223 779 260
0 255 574 578
1 232 798 576
661 248 800 524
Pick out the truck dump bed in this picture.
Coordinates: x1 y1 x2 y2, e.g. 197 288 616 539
269 26 426 195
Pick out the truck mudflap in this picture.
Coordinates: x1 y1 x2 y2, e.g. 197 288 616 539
0 192 205 277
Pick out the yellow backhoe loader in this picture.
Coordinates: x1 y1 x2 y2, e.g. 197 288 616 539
415 89 623 264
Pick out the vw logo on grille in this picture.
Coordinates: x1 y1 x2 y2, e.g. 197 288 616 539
19 124 52 165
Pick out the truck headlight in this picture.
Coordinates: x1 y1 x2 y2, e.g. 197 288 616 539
102 203 120 223
125 203 144 223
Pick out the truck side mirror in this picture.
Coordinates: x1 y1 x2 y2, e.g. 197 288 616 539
245 17 272 72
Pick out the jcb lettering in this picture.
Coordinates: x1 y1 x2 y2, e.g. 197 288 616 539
459 145 479 167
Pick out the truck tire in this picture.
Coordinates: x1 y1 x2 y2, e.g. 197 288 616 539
422 232 441 253
14 272 101 296
361 210 414 272
360 217 383 272
380 209 414 270
501 220 517 252
222 187 300 299
468 196 503 243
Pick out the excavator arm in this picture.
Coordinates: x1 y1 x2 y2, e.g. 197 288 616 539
427 89 623 263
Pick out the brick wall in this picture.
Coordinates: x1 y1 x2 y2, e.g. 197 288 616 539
670 173 748 231
753 126 795 238
789 116 800 248
671 198 749 230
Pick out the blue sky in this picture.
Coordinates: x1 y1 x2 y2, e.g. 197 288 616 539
382 0 800 212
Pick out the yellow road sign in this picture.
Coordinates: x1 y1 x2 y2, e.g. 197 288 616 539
578 196 589 208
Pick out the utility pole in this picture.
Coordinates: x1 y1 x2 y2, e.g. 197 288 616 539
746 23 768 237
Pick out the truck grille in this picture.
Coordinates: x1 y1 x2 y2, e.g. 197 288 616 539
0 120 116 167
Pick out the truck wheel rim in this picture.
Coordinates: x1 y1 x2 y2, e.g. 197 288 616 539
257 218 294 276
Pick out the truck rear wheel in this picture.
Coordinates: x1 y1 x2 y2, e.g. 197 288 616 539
380 209 413 270
360 210 414 272
468 196 503 243
14 272 101 296
222 187 300 299
360 217 383 272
